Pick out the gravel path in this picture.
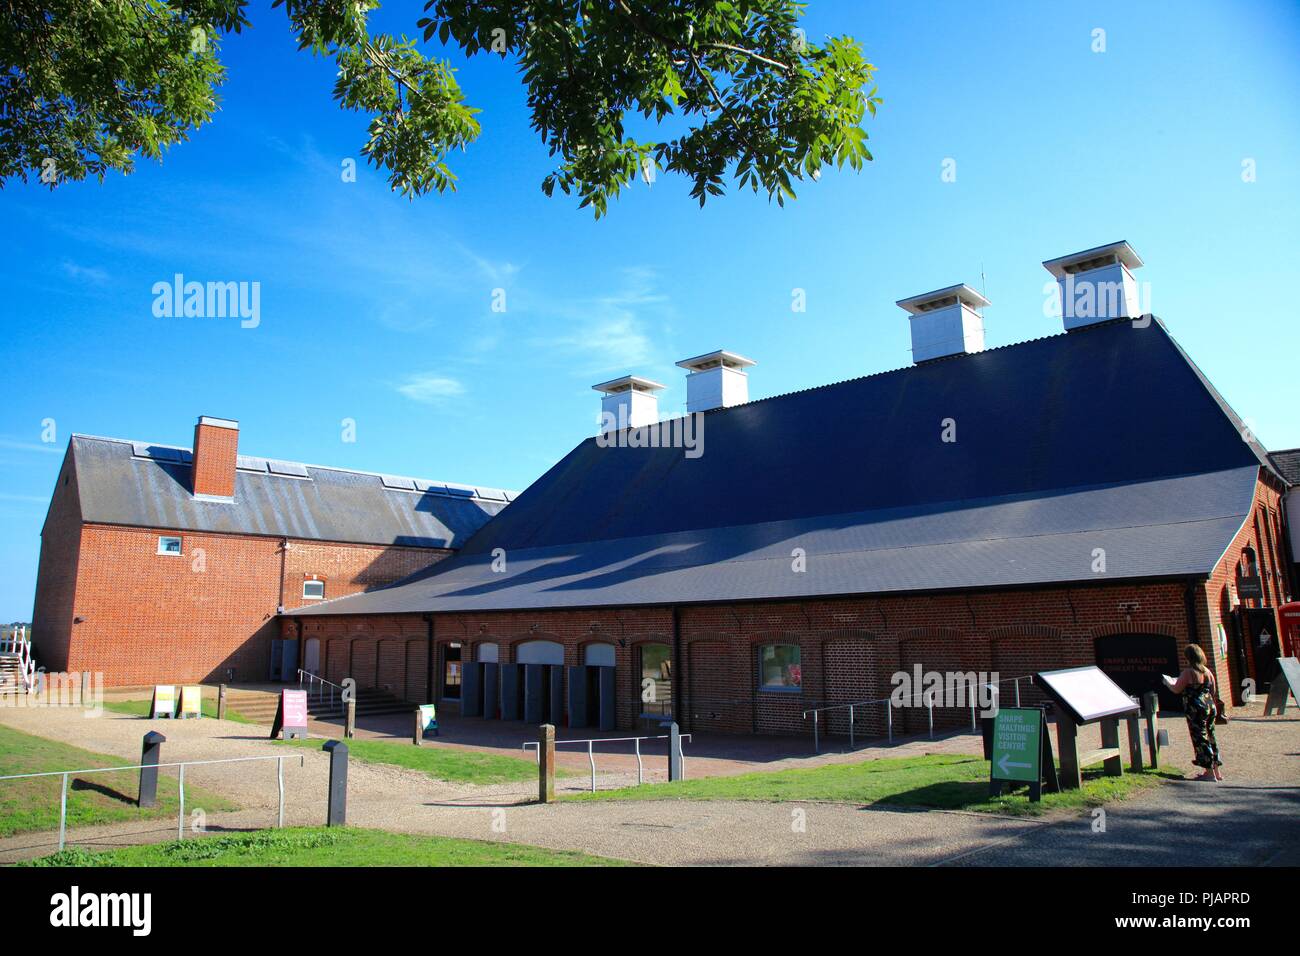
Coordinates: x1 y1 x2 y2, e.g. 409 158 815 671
1 700 1294 865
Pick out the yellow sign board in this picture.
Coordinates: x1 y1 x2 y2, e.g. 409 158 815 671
178 685 203 719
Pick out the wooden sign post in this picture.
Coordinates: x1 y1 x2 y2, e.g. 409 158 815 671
989 707 1057 801
269 688 309 739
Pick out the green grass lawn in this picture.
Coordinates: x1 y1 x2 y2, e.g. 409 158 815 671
567 753 1181 816
0 724 235 837
275 736 564 786
24 826 632 867
100 698 251 724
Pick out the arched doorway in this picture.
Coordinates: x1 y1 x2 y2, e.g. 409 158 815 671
302 638 321 675
516 640 564 723
1094 632 1181 711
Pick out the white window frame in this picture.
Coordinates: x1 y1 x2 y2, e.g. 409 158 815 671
157 535 183 556
302 580 326 601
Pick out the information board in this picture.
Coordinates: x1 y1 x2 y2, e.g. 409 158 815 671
150 685 176 719
991 708 1042 783
1037 665 1139 724
178 685 203 719
269 689 309 739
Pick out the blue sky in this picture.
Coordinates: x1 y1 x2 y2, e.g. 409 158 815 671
2 0 1299 620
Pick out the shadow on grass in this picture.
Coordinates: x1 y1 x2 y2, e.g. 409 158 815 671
69 777 137 805
871 765 1184 816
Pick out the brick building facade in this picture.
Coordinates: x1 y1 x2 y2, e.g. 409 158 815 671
289 248 1297 738
31 416 510 686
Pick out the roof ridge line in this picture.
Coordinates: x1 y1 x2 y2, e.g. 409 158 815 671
69 433 515 496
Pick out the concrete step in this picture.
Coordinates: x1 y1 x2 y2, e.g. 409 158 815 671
223 686 413 722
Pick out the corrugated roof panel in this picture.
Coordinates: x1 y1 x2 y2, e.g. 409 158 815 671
237 456 269 472
287 468 1260 616
462 319 1263 556
289 320 1266 616
380 474 417 491
414 479 445 493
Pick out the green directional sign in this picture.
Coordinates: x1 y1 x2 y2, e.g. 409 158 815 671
991 707 1043 783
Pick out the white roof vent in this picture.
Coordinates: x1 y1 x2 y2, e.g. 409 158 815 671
674 350 756 412
592 375 665 432
1042 240 1144 329
896 284 989 363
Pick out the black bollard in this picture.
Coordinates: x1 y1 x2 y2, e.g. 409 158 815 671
323 740 348 826
138 731 166 808
668 721 683 782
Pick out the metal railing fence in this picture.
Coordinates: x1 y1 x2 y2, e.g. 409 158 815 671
297 669 345 708
801 675 1037 752
0 753 304 851
522 732 692 793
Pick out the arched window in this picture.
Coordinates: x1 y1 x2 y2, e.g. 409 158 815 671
584 643 615 667
758 644 802 690
516 640 563 665
476 643 499 663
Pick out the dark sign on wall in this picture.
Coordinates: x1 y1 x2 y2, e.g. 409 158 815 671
1237 576 1264 601
1094 633 1182 712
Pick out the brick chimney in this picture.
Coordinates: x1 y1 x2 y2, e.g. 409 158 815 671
191 416 239 499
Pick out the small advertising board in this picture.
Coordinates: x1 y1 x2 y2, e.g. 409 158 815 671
269 689 309 739
177 685 203 719
989 707 1057 801
417 704 439 737
1264 657 1300 716
150 685 176 719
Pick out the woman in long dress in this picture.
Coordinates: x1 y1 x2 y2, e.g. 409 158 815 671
1169 644 1224 781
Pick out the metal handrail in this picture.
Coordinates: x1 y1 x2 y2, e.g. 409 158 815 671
801 675 1036 752
297 669 345 707
522 732 692 793
0 753 304 851
0 626 35 693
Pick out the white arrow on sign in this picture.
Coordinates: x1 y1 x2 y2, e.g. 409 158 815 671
998 753 1031 775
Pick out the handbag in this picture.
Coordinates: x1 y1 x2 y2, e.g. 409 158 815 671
1209 674 1229 724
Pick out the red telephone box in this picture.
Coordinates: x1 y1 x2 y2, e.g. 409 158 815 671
1277 602 1300 658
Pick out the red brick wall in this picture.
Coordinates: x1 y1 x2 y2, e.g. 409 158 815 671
31 449 83 672
289 577 1205 734
50 523 450 686
281 541 443 611
1200 468 1289 703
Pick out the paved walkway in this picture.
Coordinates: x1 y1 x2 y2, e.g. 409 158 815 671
0 701 1295 865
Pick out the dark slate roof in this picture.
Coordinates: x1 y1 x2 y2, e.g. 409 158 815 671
1268 449 1300 486
66 436 511 549
290 318 1266 614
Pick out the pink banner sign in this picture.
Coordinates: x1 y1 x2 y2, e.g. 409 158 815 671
282 689 308 728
